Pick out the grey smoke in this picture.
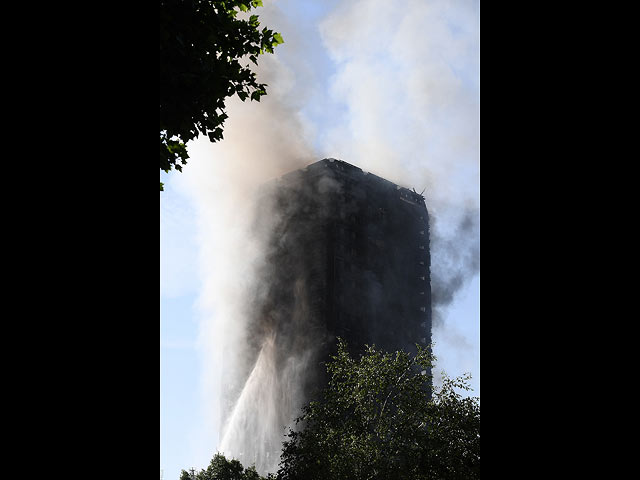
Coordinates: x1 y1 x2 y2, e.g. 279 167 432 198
170 0 479 475
430 207 480 327
217 169 344 473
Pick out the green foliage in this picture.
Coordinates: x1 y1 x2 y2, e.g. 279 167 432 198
160 0 284 190
181 453 276 480
180 342 479 480
419 372 480 480
276 339 480 480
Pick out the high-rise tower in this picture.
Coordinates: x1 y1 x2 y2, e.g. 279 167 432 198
219 158 432 473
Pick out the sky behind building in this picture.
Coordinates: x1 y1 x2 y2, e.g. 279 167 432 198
161 1 479 478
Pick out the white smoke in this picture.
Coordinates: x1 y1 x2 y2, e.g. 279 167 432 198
318 0 479 205
169 0 479 474
316 0 480 395
173 2 317 471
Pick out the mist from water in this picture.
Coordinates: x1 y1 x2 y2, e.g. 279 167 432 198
171 0 479 475
217 332 316 473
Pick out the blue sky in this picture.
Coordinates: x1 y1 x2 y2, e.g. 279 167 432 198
161 1 479 478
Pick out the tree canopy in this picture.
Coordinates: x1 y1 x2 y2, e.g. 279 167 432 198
160 0 283 190
180 453 274 480
276 340 480 480
183 340 479 480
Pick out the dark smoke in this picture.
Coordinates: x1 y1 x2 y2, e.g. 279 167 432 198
429 207 480 328
172 0 478 474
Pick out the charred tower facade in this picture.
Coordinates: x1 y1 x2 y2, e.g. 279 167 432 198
220 158 432 473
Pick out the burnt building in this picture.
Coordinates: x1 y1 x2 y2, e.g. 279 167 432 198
219 158 432 473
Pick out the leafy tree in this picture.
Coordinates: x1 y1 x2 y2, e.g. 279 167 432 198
180 342 479 480
160 0 284 190
180 453 275 480
276 340 480 480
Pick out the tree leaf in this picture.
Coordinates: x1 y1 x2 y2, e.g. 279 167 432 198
160 0 277 181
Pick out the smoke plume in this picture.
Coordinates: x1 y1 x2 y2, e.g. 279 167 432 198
171 0 479 474
430 206 480 327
